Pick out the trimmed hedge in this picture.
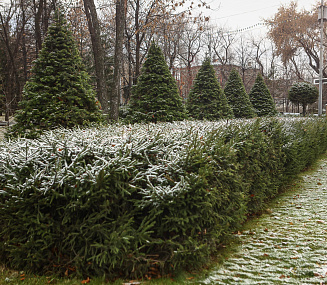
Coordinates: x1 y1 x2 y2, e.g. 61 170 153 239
1 118 327 279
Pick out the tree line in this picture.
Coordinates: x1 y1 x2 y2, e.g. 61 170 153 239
6 13 278 139
0 0 325 121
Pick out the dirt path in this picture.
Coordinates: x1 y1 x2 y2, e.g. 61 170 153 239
197 156 327 284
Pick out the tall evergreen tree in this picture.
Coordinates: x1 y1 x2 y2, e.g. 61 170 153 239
249 73 278 117
186 58 233 120
8 10 103 139
224 69 255 119
125 42 186 123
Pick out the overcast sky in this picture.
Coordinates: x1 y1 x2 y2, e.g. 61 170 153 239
204 0 317 34
0 0 318 35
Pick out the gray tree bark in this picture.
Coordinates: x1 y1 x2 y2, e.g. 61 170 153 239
83 0 109 117
111 0 126 121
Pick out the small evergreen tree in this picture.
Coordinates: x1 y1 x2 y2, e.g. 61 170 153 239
249 73 278 117
224 69 255 119
125 42 186 123
186 58 233 120
8 11 103 139
288 82 318 116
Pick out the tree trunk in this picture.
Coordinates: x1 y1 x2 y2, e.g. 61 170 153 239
83 0 109 116
21 0 28 81
0 11 21 117
134 0 140 84
302 103 307 116
126 36 133 103
33 0 44 56
111 0 126 121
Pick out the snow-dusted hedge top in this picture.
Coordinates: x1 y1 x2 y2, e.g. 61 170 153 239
0 120 229 199
0 118 323 202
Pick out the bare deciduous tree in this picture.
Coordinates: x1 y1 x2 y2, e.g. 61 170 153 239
83 0 109 116
111 0 126 121
266 1 325 79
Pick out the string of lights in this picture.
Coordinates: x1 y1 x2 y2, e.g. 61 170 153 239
221 8 317 35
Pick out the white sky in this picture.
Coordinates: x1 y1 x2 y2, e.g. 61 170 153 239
204 0 318 33
0 0 318 35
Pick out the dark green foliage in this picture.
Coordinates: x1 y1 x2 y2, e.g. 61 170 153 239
288 82 318 116
225 120 286 213
249 73 278 117
224 69 255 118
138 133 247 270
7 11 103 139
0 136 154 279
186 58 233 120
125 42 187 123
2 118 327 279
282 118 327 176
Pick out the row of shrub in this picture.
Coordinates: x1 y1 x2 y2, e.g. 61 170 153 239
1 117 327 279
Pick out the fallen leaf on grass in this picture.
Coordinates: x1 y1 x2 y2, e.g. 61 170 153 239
314 273 321 277
81 277 90 284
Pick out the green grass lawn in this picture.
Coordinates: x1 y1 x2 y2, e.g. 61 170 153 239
0 265 201 284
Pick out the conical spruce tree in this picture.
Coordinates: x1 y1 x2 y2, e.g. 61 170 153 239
186 58 233 120
125 42 187 123
8 11 103 139
224 69 255 119
249 73 278 117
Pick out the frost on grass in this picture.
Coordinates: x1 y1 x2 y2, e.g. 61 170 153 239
198 158 327 284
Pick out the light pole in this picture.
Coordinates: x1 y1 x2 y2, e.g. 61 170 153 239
318 0 326 116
